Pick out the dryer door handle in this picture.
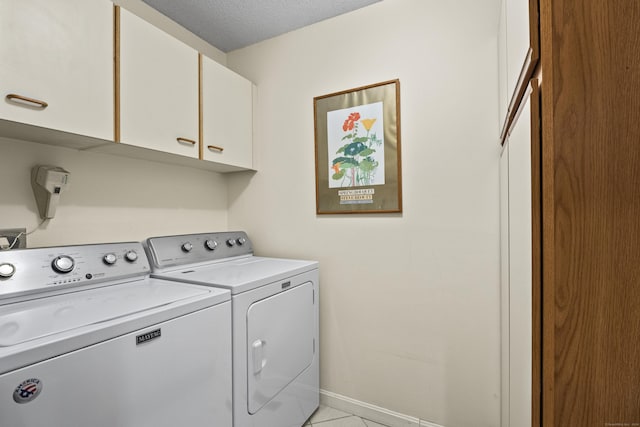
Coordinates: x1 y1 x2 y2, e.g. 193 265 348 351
252 340 267 374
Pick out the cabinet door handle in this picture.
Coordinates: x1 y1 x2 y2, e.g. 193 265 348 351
6 94 48 109
207 145 224 153
176 137 196 145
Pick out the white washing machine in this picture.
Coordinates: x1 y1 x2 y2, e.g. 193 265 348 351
0 242 232 427
145 231 319 427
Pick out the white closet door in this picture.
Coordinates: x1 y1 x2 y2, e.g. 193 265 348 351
498 0 509 127
499 143 511 427
506 0 532 99
507 95 533 427
0 0 113 140
119 8 199 158
201 55 253 168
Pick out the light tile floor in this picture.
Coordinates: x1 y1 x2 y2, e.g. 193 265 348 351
304 405 390 427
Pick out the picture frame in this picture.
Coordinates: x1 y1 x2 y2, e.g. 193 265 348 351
313 79 402 214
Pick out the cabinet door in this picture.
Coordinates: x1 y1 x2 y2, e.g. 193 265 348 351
498 0 509 128
505 0 533 101
499 143 510 427
201 55 253 168
507 91 533 427
119 8 199 158
0 0 113 140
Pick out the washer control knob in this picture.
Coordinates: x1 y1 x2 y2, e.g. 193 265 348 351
226 239 236 247
236 237 247 246
204 240 217 251
181 242 193 252
103 253 117 265
0 263 16 279
52 256 75 273
124 251 138 263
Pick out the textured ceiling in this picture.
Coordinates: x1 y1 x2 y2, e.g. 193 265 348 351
142 0 381 52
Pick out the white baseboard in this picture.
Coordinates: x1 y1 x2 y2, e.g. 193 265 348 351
319 389 445 427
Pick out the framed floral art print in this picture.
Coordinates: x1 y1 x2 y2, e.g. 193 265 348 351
313 79 402 214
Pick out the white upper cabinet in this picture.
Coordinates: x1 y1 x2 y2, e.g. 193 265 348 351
505 0 532 100
0 0 113 140
498 0 509 129
201 55 253 169
119 8 199 158
498 0 537 138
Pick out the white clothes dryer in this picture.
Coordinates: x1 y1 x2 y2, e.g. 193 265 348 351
145 231 319 427
0 242 232 427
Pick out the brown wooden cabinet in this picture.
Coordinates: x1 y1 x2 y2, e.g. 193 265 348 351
502 1 640 425
539 1 640 425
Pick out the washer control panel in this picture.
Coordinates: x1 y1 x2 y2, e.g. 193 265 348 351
0 242 149 302
146 231 253 269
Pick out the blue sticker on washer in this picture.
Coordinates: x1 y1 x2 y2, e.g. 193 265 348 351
13 378 42 403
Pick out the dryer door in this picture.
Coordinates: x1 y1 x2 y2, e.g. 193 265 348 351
246 281 315 414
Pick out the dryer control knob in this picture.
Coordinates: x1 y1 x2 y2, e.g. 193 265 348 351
204 240 217 251
226 239 236 247
181 242 193 252
0 263 16 279
124 251 138 262
52 256 75 273
236 237 247 246
103 253 117 265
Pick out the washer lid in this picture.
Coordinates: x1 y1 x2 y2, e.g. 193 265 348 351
154 257 318 294
0 279 227 347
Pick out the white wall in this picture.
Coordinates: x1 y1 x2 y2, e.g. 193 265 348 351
0 137 228 247
226 1 501 425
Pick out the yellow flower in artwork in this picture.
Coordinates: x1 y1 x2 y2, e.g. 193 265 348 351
361 118 377 131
